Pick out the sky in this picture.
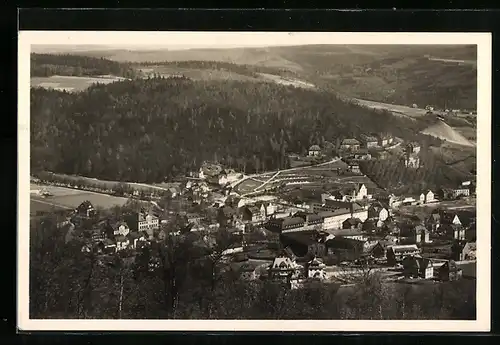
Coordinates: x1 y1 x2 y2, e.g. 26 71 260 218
26 32 483 53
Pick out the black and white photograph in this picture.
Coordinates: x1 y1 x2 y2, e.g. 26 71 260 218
18 31 491 332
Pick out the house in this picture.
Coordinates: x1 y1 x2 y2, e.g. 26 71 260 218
403 153 420 169
342 217 363 230
406 142 421 154
305 257 326 280
242 205 265 223
352 150 372 160
415 225 430 244
347 162 361 174
425 212 441 232
221 169 243 184
451 187 470 198
308 145 321 157
165 186 182 199
402 255 434 279
328 228 367 242
128 231 148 249
419 190 436 204
363 241 387 260
75 201 96 218
207 172 228 186
367 202 389 221
436 260 463 281
125 210 159 236
351 202 369 222
266 215 321 234
281 231 326 257
461 242 476 261
115 235 130 251
324 237 364 263
379 135 393 147
352 183 368 200
217 205 237 228
386 244 421 265
360 134 379 149
268 253 300 283
113 222 130 237
340 138 361 152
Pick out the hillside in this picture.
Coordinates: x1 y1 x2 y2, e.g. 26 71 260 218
31 77 433 183
30 53 140 78
34 44 477 111
421 119 474 147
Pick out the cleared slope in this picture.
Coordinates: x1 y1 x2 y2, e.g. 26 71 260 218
421 119 474 147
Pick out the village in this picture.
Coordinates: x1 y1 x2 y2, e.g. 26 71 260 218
32 131 477 291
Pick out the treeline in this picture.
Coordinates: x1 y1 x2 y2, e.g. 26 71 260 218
31 53 139 78
136 60 291 78
30 212 476 320
310 55 477 111
359 147 470 194
31 77 425 183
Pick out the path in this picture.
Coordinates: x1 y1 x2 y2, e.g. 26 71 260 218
232 158 341 197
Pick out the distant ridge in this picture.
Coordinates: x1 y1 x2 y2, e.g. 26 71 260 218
421 119 474 147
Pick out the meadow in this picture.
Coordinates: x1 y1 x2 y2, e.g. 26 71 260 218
30 184 129 215
31 75 125 92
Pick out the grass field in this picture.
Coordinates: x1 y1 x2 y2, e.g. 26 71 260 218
31 75 125 92
235 178 263 194
354 98 429 118
30 184 129 215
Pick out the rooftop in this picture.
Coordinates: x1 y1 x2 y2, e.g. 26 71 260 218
342 138 361 145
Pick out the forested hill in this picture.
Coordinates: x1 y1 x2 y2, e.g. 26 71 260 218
31 77 432 183
30 53 139 78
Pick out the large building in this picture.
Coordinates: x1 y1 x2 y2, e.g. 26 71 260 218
340 138 361 151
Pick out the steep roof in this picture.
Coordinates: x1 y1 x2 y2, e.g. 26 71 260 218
342 138 361 145
309 145 321 151
343 217 362 227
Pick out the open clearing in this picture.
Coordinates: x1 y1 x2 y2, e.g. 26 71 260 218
353 98 430 118
31 75 126 92
30 184 129 214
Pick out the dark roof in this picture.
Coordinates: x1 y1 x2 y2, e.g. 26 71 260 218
309 145 321 151
360 134 379 142
325 237 364 250
282 217 306 227
343 217 362 226
281 231 319 246
342 138 361 145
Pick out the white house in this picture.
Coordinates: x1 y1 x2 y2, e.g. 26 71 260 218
306 257 326 280
115 236 130 251
308 145 321 157
113 222 130 237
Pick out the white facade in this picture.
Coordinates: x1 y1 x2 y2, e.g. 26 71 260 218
379 208 389 221
113 224 130 237
352 209 368 222
138 214 159 232
322 213 351 230
356 184 368 200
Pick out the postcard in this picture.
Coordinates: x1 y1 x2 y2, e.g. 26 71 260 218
18 31 491 332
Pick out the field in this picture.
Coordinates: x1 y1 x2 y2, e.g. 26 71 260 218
30 184 129 215
234 178 264 194
353 98 430 118
31 75 126 92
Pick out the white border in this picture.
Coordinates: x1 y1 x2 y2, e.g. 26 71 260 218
18 31 491 332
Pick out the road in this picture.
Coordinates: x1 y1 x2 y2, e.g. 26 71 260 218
232 158 342 197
